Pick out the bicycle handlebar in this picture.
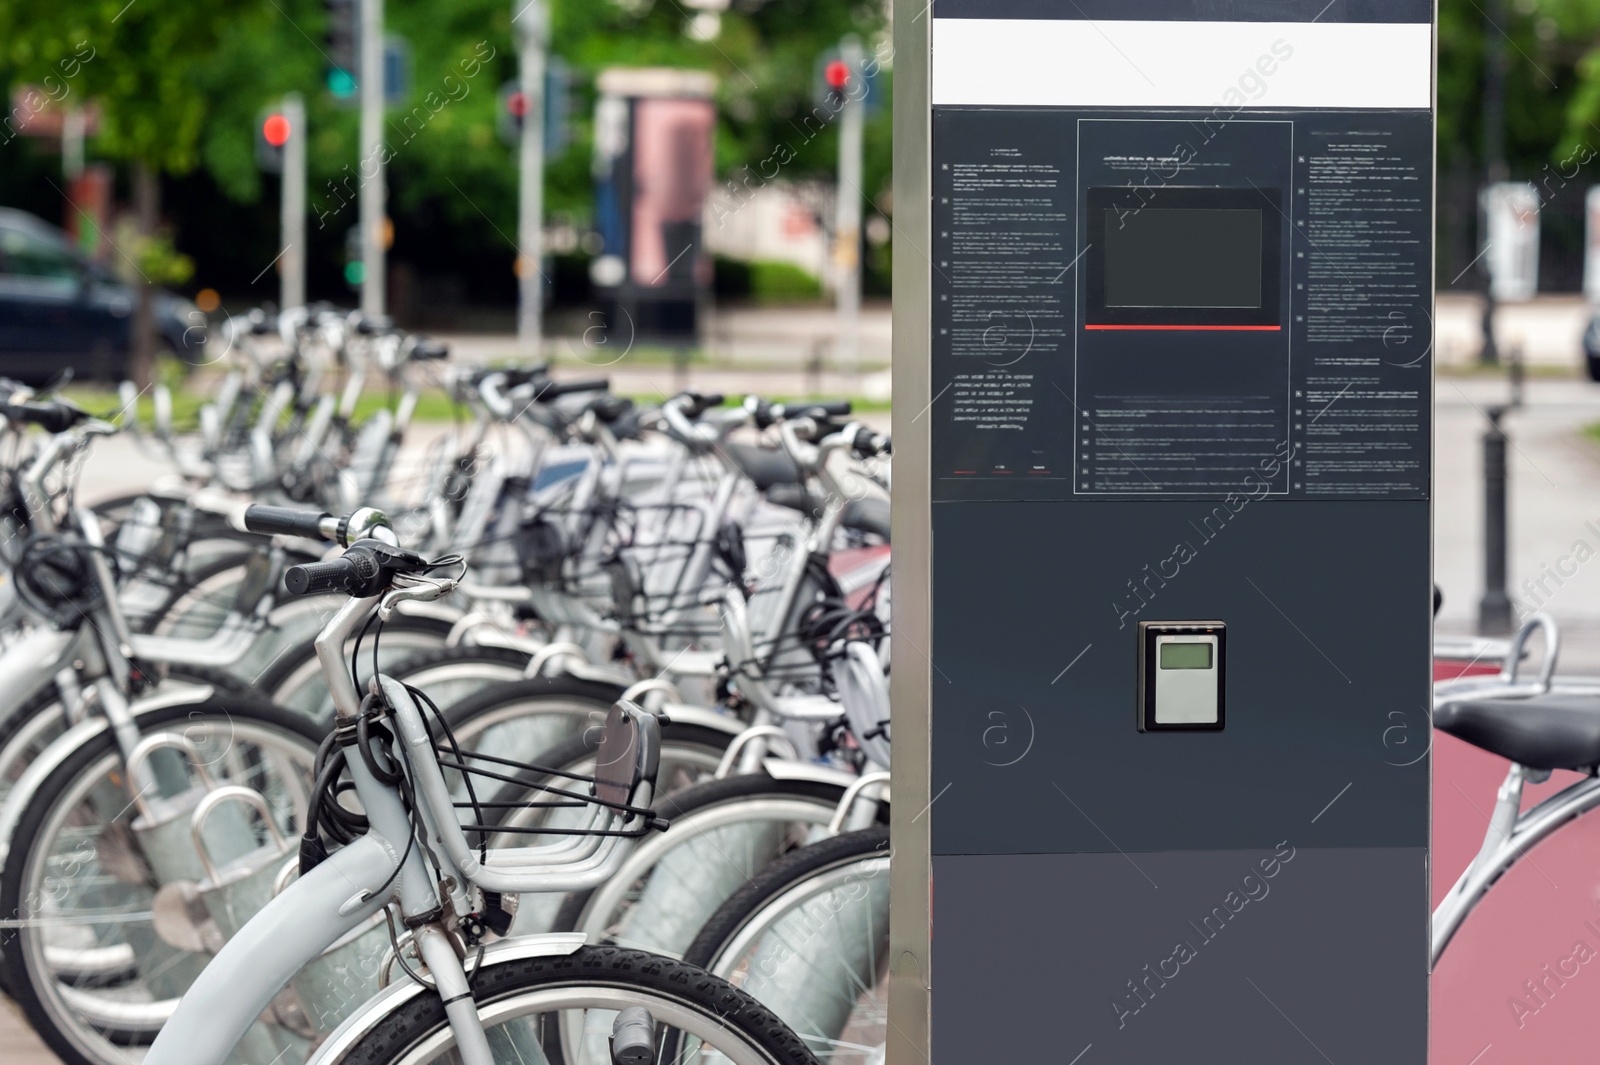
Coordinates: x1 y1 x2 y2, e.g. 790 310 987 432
240 505 335 541
745 397 851 429
284 554 375 596
541 377 610 399
1 400 90 434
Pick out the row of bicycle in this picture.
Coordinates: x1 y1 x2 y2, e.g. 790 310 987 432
0 308 894 1065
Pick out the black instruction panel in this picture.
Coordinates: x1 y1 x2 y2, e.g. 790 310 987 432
931 108 1433 502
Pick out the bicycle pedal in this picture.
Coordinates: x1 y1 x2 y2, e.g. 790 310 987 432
610 1005 657 1065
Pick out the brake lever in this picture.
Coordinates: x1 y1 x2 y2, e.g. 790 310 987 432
379 574 459 620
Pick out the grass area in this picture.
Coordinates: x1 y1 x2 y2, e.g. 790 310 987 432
58 384 891 432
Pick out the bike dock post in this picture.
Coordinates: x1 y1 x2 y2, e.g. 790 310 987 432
890 3 1437 1061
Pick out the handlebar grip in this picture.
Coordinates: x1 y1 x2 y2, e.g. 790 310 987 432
542 377 610 399
242 505 332 540
806 400 853 418
408 338 450 361
2 401 88 434
284 557 360 596
852 427 891 456
678 392 725 418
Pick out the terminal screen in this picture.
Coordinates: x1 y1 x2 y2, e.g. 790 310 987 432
1103 208 1263 309
1159 642 1213 669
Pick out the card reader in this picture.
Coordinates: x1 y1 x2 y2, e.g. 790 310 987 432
1138 621 1225 731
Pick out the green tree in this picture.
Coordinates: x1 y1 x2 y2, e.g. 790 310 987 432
0 0 280 382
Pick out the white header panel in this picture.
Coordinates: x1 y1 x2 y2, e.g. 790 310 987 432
931 19 1431 110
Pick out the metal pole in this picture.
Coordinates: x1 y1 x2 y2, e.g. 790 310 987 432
359 0 385 316
1478 0 1507 366
835 36 865 375
62 109 85 181
514 0 547 357
281 93 307 311
1478 405 1513 634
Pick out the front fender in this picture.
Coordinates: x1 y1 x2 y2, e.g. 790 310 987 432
305 933 588 1065
0 683 215 865
760 758 863 789
659 703 745 736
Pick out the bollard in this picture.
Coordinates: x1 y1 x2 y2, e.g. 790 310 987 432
1478 404 1513 634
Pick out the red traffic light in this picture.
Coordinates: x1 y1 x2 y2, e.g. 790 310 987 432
262 113 291 147
506 91 530 118
825 59 852 91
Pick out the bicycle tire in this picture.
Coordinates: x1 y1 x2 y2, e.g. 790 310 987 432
549 773 888 951
0 692 323 1065
380 643 533 715
670 825 891 1064
332 945 819 1065
681 825 891 972
255 613 456 715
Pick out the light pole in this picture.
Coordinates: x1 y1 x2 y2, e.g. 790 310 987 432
834 36 865 375
281 93 307 311
514 0 548 357
359 0 385 316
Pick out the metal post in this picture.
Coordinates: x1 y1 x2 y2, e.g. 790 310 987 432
281 93 307 311
62 109 85 181
1479 405 1513 634
514 0 547 357
359 0 385 316
835 36 865 375
1478 0 1507 367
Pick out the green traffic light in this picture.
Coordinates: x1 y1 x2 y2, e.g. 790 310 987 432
345 261 366 285
327 67 357 98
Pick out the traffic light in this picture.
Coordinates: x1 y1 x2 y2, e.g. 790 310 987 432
325 0 359 103
814 47 879 113
498 81 530 146
256 109 290 172
497 62 574 153
344 227 364 288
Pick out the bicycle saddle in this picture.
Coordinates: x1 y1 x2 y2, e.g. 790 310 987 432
1435 692 1600 771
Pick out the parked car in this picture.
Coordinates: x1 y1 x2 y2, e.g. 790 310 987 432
0 207 205 383
1584 309 1600 382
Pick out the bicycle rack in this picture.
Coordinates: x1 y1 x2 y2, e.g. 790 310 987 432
713 725 802 779
187 788 317 1052
620 676 683 709
826 770 892 835
125 734 255 1020
524 640 590 678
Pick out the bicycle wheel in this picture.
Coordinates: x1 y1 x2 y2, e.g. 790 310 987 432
383 644 532 717
677 827 891 1064
0 693 321 1065
0 665 258 819
550 774 887 960
256 613 456 715
481 720 738 936
332 945 819 1065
